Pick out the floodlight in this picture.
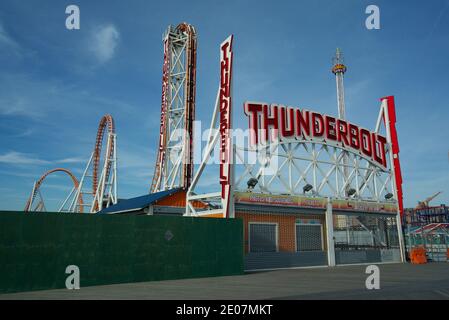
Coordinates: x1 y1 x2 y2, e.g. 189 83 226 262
303 184 313 193
385 193 394 200
247 178 258 189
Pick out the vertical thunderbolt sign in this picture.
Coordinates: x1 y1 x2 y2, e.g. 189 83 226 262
219 36 233 218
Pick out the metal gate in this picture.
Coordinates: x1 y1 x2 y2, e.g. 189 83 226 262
296 224 323 251
249 223 278 253
405 228 449 262
333 213 402 264
242 213 328 270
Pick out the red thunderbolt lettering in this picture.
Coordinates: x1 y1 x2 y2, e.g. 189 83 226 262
360 128 373 158
262 104 279 144
244 102 263 145
296 109 310 138
325 116 337 141
336 119 350 147
219 40 232 195
243 101 388 168
311 112 324 138
280 106 295 139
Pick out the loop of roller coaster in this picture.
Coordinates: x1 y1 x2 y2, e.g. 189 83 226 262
24 168 84 212
91 114 115 212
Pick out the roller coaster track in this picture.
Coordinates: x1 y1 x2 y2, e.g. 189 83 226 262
150 22 197 193
91 114 115 211
24 168 84 212
24 114 118 214
73 114 117 213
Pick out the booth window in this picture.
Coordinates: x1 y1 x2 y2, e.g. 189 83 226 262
249 223 278 253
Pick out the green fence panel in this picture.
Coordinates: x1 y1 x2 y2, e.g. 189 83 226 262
0 211 243 294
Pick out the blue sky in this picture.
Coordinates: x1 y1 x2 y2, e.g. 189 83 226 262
0 0 448 211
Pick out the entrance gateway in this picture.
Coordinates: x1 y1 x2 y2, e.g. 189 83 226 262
185 35 405 270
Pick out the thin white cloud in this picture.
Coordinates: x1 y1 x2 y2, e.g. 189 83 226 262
55 157 87 164
11 128 34 138
0 151 50 165
0 72 138 122
0 170 40 179
0 74 63 120
0 97 42 120
0 152 88 166
0 22 21 53
89 24 120 64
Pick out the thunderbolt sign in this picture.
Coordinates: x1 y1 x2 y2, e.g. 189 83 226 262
219 36 233 217
244 102 388 168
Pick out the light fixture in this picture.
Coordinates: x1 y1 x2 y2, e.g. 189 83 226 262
385 193 393 200
303 184 313 193
247 178 258 190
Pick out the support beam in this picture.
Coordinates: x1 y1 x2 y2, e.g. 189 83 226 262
325 198 336 267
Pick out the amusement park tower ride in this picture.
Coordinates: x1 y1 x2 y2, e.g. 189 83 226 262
332 48 349 185
332 48 347 120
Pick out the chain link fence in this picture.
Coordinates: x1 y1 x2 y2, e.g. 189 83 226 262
405 230 449 262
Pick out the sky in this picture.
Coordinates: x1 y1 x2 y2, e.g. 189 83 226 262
0 0 448 211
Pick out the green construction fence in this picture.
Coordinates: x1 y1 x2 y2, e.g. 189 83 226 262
0 211 243 294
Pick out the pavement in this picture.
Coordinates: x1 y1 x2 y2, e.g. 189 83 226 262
1 263 449 300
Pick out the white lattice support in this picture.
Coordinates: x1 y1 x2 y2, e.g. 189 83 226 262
58 186 76 212
235 140 394 202
70 152 93 213
70 132 118 214
91 132 117 213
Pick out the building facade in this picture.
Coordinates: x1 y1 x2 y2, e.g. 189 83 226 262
234 192 401 270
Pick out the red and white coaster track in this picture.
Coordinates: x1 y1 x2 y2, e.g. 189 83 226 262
150 23 197 193
24 168 83 213
24 114 118 213
72 114 118 213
